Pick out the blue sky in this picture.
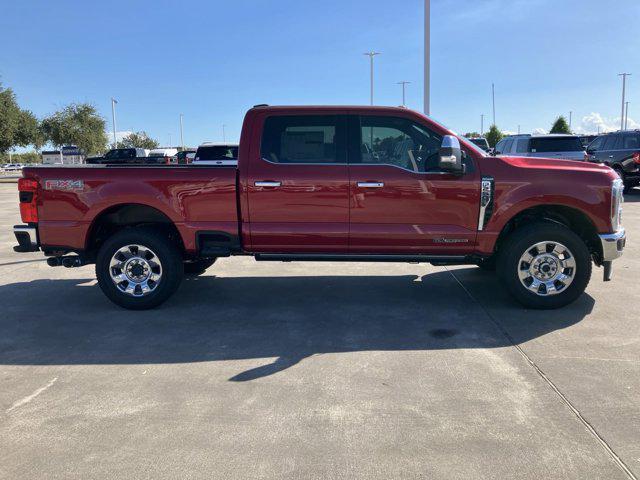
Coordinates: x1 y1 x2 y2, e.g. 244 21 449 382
1 0 639 147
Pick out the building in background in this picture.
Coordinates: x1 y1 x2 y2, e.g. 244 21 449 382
41 145 84 165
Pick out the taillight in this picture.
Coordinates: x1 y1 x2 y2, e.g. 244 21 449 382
633 152 640 165
18 178 39 223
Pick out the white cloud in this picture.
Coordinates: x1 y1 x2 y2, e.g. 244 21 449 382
533 128 547 135
104 130 133 145
574 113 639 134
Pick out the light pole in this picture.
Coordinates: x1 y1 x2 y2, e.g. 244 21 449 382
569 111 572 129
222 124 227 142
518 125 521 134
363 52 381 105
619 73 631 131
424 0 430 115
481 114 485 135
180 114 185 150
111 98 118 147
491 83 496 126
397 81 411 106
624 101 630 130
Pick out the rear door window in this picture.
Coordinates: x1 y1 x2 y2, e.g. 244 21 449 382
529 137 583 152
622 133 640 150
502 138 514 153
515 138 529 153
261 115 346 164
602 135 621 151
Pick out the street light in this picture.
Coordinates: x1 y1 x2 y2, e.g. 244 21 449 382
363 52 381 105
111 98 118 147
491 83 496 126
424 0 430 115
222 124 227 142
619 73 631 131
624 101 630 131
180 114 185 150
480 114 485 135
397 81 411 107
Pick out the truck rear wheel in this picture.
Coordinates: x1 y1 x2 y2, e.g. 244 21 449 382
497 222 592 309
96 227 184 310
183 258 216 276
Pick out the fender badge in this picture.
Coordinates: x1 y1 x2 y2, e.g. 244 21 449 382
44 179 84 191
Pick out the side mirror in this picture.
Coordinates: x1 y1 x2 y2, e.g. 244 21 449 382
438 135 464 174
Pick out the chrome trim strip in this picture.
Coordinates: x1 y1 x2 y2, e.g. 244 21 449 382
599 228 626 262
477 176 494 231
357 182 384 188
254 181 281 187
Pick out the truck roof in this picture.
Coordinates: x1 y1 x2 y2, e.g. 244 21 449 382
250 105 414 114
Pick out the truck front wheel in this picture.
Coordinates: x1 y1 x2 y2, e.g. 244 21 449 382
497 222 592 309
96 227 184 310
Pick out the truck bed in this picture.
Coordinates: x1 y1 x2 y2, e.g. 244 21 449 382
23 165 239 253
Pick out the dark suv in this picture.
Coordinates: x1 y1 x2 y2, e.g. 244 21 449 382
586 131 640 191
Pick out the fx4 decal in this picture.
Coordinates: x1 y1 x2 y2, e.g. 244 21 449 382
44 179 84 191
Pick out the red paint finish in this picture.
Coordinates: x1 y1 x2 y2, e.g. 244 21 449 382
18 105 620 260
23 166 238 252
348 166 480 254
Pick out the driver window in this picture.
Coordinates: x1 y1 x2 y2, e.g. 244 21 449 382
359 116 442 172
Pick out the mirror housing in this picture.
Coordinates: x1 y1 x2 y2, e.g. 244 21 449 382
438 135 464 174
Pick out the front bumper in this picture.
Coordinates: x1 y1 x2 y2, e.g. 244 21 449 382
599 229 625 281
13 225 39 252
599 229 626 262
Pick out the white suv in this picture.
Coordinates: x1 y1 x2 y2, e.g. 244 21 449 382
495 134 585 161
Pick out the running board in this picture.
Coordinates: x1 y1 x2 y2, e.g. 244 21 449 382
254 253 470 264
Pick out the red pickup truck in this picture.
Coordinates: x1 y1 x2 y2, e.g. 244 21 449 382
14 105 626 310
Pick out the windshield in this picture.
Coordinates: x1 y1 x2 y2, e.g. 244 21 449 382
196 146 238 161
529 137 583 152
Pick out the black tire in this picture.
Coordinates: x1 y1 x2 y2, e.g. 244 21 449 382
497 222 592 309
96 227 184 310
184 258 217 276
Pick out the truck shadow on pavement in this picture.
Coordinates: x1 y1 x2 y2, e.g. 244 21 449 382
0 268 594 381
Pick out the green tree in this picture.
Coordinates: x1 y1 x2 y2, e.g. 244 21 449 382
485 124 503 148
463 132 481 138
117 131 159 149
41 103 107 155
0 84 41 153
550 116 571 134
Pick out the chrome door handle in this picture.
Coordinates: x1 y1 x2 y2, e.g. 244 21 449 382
357 182 384 188
255 181 281 187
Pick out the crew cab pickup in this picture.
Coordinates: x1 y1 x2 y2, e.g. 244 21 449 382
13 106 626 310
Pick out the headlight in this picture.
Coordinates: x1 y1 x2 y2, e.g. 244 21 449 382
611 178 624 231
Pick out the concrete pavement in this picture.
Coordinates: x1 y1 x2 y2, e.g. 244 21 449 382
0 183 638 479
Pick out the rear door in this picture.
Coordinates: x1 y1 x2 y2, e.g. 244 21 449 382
246 113 349 252
348 114 480 255
598 134 622 164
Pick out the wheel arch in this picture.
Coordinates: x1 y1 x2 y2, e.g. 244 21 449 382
85 203 185 260
493 204 603 264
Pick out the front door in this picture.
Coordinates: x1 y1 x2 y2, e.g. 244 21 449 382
348 115 481 255
246 114 349 252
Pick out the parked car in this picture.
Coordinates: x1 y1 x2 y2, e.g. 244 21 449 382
2 163 23 172
494 134 585 161
86 148 149 165
193 143 239 165
585 130 640 192
466 137 490 152
176 149 196 165
147 148 179 165
13 105 625 310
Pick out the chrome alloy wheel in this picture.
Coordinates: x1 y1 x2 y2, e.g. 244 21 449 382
109 244 163 297
517 241 576 296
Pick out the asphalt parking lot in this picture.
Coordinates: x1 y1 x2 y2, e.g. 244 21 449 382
0 182 638 480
